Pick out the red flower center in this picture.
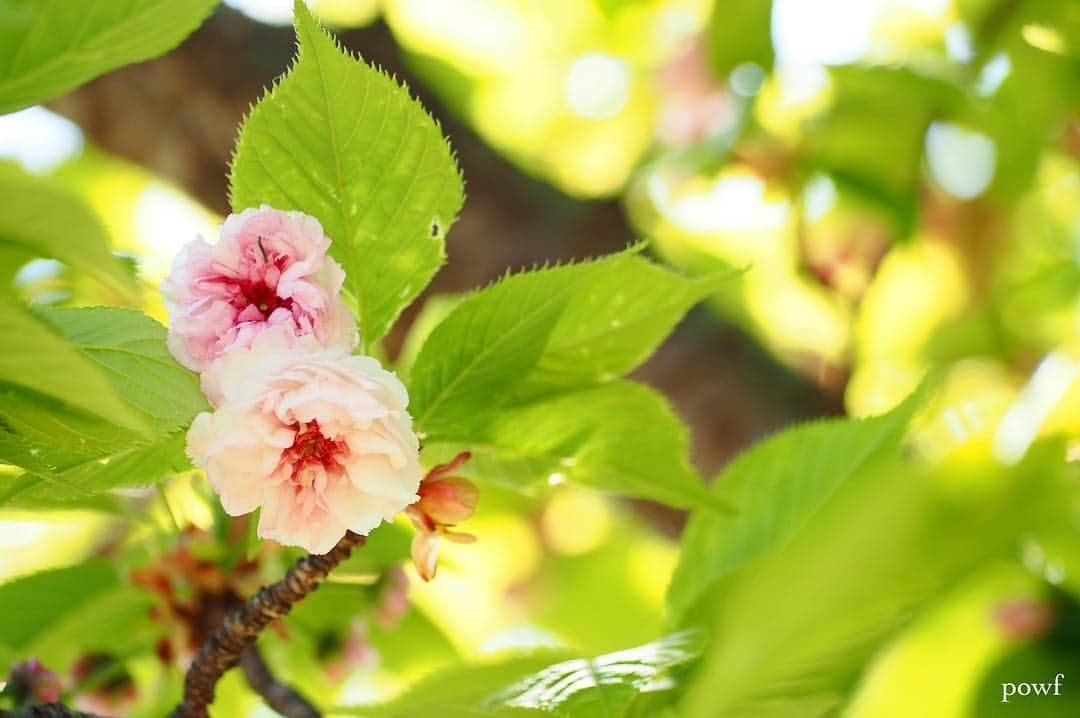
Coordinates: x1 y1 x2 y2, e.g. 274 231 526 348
236 279 293 316
228 240 296 317
281 420 348 489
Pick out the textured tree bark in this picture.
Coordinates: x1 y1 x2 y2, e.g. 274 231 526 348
239 645 320 718
170 532 365 718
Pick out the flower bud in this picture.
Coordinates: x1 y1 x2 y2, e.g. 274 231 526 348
416 476 479 526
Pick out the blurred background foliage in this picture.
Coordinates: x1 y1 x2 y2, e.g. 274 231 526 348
1 0 1079 716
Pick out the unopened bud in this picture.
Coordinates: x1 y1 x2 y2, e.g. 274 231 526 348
417 476 479 526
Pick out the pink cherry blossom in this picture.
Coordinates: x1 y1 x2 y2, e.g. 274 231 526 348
186 331 421 554
161 205 356 373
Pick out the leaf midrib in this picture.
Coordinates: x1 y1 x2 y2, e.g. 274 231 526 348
300 14 364 349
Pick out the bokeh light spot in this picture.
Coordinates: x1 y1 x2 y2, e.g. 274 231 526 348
925 122 996 200
0 106 83 173
730 62 765 97
541 488 612 556
564 53 631 121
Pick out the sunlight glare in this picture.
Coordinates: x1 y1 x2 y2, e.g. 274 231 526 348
564 53 632 121
993 352 1079 465
0 107 83 173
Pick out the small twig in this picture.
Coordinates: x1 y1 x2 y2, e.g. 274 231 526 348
171 532 366 718
240 645 320 718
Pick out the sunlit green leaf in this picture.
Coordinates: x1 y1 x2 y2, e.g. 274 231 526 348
486 631 704 718
229 1 463 348
408 258 605 439
0 163 137 300
0 561 153 672
806 66 962 234
335 633 702 718
0 301 149 444
396 293 465 379
0 306 205 499
667 386 926 622
426 381 724 512
515 258 722 399
0 430 190 508
410 251 712 442
333 650 571 717
675 442 1071 718
707 0 774 75
33 306 207 437
0 0 221 114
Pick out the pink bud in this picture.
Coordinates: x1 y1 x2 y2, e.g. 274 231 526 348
417 476 479 526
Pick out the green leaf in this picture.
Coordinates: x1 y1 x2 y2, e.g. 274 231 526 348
32 306 208 437
0 306 206 499
0 163 137 300
0 0 221 114
229 1 463 348
426 381 724 512
675 442 1071 718
806 66 963 234
514 257 722 399
0 430 190 508
0 561 153 672
666 386 926 623
335 633 702 718
486 631 704 718
396 292 465 379
409 251 711 440
408 258 605 440
333 650 573 717
707 0 774 75
964 0 1080 200
0 301 149 441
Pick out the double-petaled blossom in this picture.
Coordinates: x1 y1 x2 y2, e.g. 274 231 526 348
167 205 473 567
405 452 479 581
161 205 355 373
186 330 423 554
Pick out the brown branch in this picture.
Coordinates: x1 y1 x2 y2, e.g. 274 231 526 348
239 645 319 718
171 531 366 718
